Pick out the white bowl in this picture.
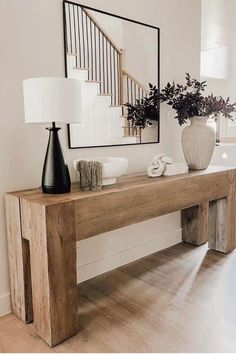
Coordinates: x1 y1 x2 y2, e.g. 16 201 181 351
73 157 128 186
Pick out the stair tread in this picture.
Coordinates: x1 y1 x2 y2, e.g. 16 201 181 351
98 93 112 96
123 135 139 138
67 52 79 56
74 67 90 71
85 80 101 83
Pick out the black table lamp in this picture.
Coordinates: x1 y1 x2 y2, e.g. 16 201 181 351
23 77 82 194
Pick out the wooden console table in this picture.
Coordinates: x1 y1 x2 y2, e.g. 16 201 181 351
5 166 236 346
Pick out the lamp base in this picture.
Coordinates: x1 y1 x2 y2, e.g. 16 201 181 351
42 184 70 194
42 123 71 194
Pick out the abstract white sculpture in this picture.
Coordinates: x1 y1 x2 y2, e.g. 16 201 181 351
147 154 188 177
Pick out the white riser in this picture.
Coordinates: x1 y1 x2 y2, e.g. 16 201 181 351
67 54 76 69
69 68 88 81
96 95 112 107
82 82 100 96
84 81 100 93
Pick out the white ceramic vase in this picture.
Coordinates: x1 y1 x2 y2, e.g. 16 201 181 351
181 116 216 170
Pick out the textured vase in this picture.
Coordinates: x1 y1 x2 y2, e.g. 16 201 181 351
181 116 216 170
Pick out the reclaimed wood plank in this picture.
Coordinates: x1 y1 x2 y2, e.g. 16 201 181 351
208 170 236 253
75 171 229 240
182 202 209 245
28 201 78 346
5 194 33 323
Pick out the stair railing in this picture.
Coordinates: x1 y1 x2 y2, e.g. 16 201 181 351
64 1 148 136
65 2 122 106
122 70 148 136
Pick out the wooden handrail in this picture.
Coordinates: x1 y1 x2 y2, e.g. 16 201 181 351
122 70 148 93
82 7 122 55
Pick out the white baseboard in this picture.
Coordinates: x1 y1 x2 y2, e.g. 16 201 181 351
77 228 182 283
0 293 11 317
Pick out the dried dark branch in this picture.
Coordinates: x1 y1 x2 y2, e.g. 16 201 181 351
160 73 236 125
125 83 159 130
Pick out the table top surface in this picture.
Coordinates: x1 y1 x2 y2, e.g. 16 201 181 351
7 166 236 206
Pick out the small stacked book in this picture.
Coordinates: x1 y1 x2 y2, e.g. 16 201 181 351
163 162 189 176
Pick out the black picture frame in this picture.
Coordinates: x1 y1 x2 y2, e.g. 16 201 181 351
63 0 160 149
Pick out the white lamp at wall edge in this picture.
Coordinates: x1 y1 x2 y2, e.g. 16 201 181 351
23 77 82 194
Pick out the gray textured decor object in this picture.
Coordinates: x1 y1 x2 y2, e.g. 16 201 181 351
77 160 102 191
90 161 103 191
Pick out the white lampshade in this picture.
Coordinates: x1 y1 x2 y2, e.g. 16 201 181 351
23 77 82 124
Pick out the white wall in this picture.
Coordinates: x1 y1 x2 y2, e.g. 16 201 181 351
0 0 201 315
124 20 157 87
201 0 236 164
86 9 124 49
211 144 236 166
201 0 236 136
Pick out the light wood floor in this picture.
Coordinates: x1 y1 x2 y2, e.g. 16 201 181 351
1 242 236 353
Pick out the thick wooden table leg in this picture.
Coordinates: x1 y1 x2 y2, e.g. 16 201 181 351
181 202 209 246
208 170 236 253
5 194 33 323
209 197 236 253
29 201 78 346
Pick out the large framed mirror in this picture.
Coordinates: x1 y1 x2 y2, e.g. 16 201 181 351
63 1 160 148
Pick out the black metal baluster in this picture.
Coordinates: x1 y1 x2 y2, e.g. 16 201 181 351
106 41 109 94
102 35 105 94
68 5 73 54
81 9 86 69
117 52 120 105
65 4 69 54
127 76 129 104
90 19 93 80
133 82 135 105
72 5 77 67
128 77 131 135
131 80 133 105
94 25 97 81
98 30 101 92
110 43 113 104
85 13 89 79
117 50 119 106
113 47 116 105
76 6 81 68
